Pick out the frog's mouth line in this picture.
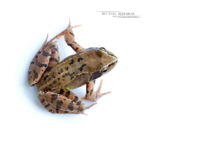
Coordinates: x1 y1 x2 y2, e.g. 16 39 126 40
103 60 118 73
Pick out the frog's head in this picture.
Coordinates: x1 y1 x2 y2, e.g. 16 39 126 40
85 47 118 81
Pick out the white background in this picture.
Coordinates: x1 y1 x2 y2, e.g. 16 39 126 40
0 0 220 147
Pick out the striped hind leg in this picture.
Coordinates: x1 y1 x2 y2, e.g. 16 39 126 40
38 89 96 114
28 29 65 86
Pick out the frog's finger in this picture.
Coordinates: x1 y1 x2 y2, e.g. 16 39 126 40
38 91 84 113
96 79 111 97
28 39 55 86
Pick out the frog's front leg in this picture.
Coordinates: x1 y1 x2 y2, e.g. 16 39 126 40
64 22 83 53
83 80 111 101
38 90 96 113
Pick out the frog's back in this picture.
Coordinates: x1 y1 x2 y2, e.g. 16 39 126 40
37 50 101 91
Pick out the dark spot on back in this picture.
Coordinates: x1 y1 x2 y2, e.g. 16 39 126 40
77 57 83 62
69 59 74 65
43 75 49 81
79 64 86 71
59 89 64 94
65 67 69 71
69 72 75 80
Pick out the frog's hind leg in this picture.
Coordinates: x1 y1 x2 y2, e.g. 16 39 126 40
45 44 60 72
38 90 83 114
38 90 96 114
28 36 54 86
83 80 111 101
64 21 83 53
28 28 66 86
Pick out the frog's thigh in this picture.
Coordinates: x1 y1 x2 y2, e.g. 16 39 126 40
38 91 84 114
58 89 81 104
45 45 60 72
28 37 52 86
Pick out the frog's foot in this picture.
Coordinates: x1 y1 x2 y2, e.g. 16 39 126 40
64 21 83 53
44 23 81 44
83 80 111 101
38 90 96 114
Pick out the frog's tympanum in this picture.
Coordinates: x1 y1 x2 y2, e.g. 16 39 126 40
28 22 117 114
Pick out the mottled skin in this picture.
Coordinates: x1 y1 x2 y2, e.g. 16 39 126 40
28 23 117 114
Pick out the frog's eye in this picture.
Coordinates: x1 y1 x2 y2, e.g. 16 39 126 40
99 47 106 52
102 65 108 73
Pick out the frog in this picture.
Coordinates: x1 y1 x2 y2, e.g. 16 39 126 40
28 22 118 114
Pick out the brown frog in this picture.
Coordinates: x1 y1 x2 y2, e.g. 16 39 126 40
28 22 117 114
